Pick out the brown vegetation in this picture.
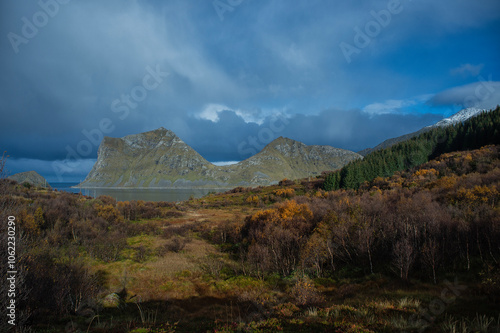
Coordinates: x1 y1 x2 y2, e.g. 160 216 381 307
0 146 499 332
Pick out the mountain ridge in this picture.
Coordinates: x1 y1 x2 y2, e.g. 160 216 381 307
78 129 362 188
358 107 493 156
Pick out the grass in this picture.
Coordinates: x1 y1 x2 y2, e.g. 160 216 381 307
397 297 421 310
28 190 500 332
441 313 500 333
305 307 319 317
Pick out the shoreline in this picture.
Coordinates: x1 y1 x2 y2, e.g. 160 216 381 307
71 186 238 190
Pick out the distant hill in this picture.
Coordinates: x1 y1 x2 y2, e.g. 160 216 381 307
358 107 493 156
78 128 362 188
8 171 51 188
325 106 500 190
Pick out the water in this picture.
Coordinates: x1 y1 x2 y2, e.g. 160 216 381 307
50 182 226 202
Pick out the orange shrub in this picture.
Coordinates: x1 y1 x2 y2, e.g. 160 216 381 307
273 188 295 198
95 203 123 224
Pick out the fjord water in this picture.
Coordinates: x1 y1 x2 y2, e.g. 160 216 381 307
51 182 224 202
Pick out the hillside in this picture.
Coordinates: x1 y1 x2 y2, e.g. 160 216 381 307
325 106 500 190
358 107 493 156
78 128 362 188
1 144 499 332
8 170 51 188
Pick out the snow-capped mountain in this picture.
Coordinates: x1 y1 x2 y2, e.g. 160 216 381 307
359 107 493 156
428 107 489 129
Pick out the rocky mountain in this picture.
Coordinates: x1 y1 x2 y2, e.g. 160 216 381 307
8 171 51 188
78 128 362 188
359 107 492 156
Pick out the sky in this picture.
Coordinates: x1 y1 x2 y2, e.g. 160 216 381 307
0 0 499 182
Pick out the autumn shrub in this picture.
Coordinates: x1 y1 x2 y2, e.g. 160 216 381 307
17 209 40 238
245 195 260 205
133 245 150 262
96 195 117 205
160 237 189 254
242 200 317 276
117 199 170 219
205 220 242 246
117 200 138 221
95 203 124 224
273 302 300 317
290 276 325 306
137 200 163 219
43 193 79 228
72 217 108 242
273 188 295 198
89 231 127 262
279 178 295 186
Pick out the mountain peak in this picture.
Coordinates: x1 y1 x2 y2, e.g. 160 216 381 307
261 136 306 153
151 127 175 136
79 129 361 188
429 107 489 129
266 136 299 145
8 171 50 188
117 127 182 149
135 127 175 137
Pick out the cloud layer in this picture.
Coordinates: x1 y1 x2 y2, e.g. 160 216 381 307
0 0 499 181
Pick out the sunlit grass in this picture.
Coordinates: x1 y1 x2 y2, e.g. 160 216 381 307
441 313 498 333
397 297 421 310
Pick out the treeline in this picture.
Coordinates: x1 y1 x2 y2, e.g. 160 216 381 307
236 146 500 295
324 106 500 190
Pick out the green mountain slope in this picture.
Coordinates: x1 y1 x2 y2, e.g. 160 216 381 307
358 107 494 156
324 106 500 190
78 128 361 188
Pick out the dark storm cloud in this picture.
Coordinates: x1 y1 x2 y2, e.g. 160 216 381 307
176 109 442 162
0 0 499 181
0 0 240 162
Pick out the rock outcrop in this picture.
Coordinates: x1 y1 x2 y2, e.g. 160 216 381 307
8 171 51 188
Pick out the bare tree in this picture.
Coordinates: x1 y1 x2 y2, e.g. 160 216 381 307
356 216 376 275
393 237 415 282
422 238 441 284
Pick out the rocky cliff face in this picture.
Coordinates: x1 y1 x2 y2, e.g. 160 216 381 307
79 128 362 188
